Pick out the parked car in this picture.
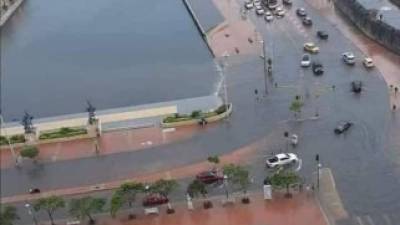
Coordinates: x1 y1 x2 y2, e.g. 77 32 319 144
342 52 355 65
296 8 307 17
196 170 223 184
312 62 324 75
266 153 299 168
264 11 274 22
274 7 285 17
256 8 265 15
283 0 293 6
302 16 312 26
351 81 363 93
304 42 319 53
245 1 254 9
29 188 41 194
334 121 353 134
301 54 311 67
317 30 329 40
363 57 374 68
142 194 169 207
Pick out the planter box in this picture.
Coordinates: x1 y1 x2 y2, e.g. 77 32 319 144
161 104 232 128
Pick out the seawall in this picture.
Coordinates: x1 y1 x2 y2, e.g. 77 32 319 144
334 0 400 55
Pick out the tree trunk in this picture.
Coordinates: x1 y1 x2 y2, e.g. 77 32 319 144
48 211 55 225
87 213 95 225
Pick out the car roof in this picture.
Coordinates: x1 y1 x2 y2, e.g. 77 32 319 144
276 153 289 159
305 42 315 46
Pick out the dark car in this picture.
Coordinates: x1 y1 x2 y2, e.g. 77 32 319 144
317 31 329 39
302 17 312 26
334 121 353 134
351 81 362 93
312 62 324 75
296 8 307 17
29 188 41 194
283 0 292 6
196 170 223 184
142 194 169 207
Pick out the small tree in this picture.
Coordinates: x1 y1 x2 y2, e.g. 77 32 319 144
223 164 251 203
289 98 304 119
69 197 105 225
33 196 65 225
207 155 220 171
110 182 144 219
150 179 178 214
187 179 212 209
269 170 300 198
20 145 39 159
0 206 19 225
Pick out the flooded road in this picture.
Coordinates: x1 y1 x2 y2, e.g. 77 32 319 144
1 0 218 121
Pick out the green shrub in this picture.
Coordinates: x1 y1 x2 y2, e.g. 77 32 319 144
39 127 87 140
191 110 202 118
0 135 25 146
20 145 39 159
214 104 228 114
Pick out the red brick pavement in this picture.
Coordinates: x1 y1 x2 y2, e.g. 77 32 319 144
83 193 327 225
0 126 204 169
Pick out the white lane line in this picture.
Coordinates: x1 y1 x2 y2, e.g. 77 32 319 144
365 215 375 225
356 216 365 225
382 214 393 225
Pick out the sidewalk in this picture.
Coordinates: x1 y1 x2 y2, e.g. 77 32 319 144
90 193 327 225
0 126 204 169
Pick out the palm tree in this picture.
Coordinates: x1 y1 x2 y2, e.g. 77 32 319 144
110 182 144 219
69 197 105 225
187 179 212 209
33 196 65 225
0 206 19 225
150 179 178 214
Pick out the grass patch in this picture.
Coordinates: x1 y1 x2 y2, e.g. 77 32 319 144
163 104 229 123
39 127 87 140
0 135 26 146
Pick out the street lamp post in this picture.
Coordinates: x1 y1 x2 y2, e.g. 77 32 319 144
25 203 39 225
315 154 321 190
223 174 229 200
260 39 268 95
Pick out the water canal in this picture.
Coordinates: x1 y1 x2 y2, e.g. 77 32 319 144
1 0 218 121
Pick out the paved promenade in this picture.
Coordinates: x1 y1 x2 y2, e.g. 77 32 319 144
92 193 327 225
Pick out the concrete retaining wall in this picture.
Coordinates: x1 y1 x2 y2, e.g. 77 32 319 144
334 0 400 55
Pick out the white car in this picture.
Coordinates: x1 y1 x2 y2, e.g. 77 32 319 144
256 8 265 15
264 11 274 22
342 52 355 65
301 54 311 67
363 57 374 68
266 153 299 168
274 7 285 17
245 2 254 9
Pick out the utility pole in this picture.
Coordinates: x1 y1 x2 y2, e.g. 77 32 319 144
0 114 19 166
260 39 268 95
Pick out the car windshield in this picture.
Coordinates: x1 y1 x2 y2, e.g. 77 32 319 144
268 157 278 163
302 55 309 60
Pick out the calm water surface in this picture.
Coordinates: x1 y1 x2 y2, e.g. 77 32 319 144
1 0 217 121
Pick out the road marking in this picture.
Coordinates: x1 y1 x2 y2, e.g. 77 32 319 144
356 216 365 225
382 214 393 225
365 215 375 225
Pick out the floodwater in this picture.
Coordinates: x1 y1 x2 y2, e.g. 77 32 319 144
0 0 218 121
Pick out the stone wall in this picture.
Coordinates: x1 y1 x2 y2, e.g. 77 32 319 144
334 0 400 55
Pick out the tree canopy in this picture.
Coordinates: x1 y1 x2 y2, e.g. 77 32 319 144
33 196 65 225
0 206 19 225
